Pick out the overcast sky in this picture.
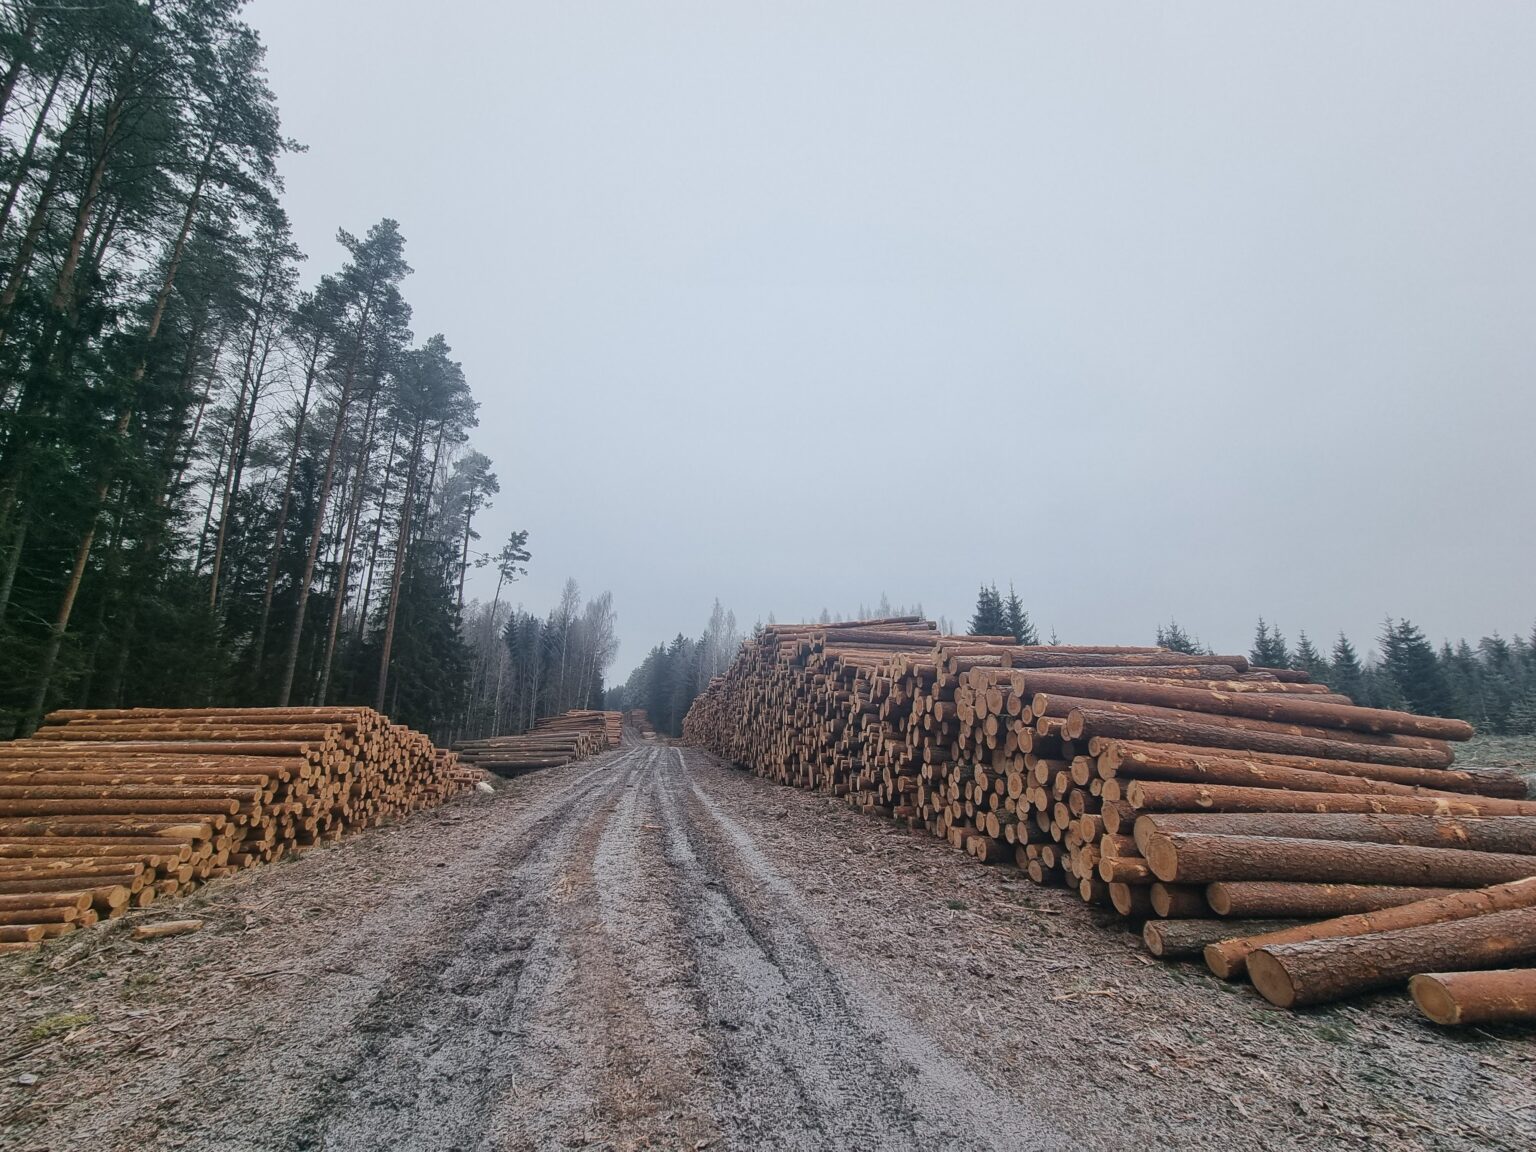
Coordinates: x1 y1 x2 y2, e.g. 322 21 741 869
246 1 1536 675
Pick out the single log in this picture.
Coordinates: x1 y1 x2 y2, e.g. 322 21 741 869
1206 882 1459 918
1036 696 1450 752
1008 652 1250 671
1098 740 1523 798
1020 673 1472 739
1409 969 1536 1026
1204 876 1536 979
1143 918 1298 959
1150 882 1210 918
0 890 91 913
1134 813 1536 857
0 907 76 924
1099 855 1152 884
1110 882 1155 918
1070 709 1452 768
132 919 204 940
1124 781 1536 818
1146 832 1536 887
1248 906 1536 1008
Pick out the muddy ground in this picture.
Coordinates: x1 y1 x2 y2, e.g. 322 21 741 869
1 740 1533 1152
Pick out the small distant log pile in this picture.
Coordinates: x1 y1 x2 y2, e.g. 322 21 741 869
683 619 1536 1025
624 709 656 738
454 709 622 775
0 707 473 955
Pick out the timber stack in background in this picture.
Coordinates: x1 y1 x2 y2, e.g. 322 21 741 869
0 707 475 956
454 709 623 775
682 619 1536 1026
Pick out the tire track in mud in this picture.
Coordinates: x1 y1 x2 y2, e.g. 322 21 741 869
487 744 722 1150
660 746 1067 1152
272 746 647 1152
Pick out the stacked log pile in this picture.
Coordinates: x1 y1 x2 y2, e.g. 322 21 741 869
683 620 1536 1024
624 709 656 738
0 706 473 955
454 709 622 775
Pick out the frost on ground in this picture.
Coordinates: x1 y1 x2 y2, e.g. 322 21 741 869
1 742 1532 1152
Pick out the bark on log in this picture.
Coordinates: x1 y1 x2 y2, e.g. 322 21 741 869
1146 832 1536 887
1409 968 1536 1026
1069 708 1453 768
1097 740 1523 797
131 919 203 939
1133 813 1536 857
1150 882 1210 918
1124 781 1536 818
1205 882 1459 918
1204 876 1536 979
1019 674 1472 739
1248 905 1536 1008
1143 918 1298 958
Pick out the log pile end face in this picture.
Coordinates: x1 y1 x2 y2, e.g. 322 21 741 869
680 620 1536 1025
453 710 623 775
0 706 476 953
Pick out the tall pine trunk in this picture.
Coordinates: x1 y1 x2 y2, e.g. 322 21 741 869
276 297 378 706
373 416 426 710
315 376 382 703
249 337 320 682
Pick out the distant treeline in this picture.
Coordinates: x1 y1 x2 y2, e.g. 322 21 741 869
964 585 1536 735
606 601 741 736
457 578 618 744
1163 617 1536 736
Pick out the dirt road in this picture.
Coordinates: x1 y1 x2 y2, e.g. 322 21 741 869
2 742 1532 1151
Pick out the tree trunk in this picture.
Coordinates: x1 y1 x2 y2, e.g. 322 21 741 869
207 260 276 613
373 416 425 711
0 60 62 245
316 377 382 704
353 413 401 645
276 296 377 706
0 516 26 625
249 338 320 681
0 58 95 344
0 7 39 130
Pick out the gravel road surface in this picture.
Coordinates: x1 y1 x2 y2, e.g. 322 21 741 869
2 741 1531 1151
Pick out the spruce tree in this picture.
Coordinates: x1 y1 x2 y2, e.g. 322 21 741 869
1291 631 1330 681
1156 620 1202 656
968 584 1006 637
1381 618 1455 717
1002 583 1037 645
1250 619 1290 669
1327 633 1364 700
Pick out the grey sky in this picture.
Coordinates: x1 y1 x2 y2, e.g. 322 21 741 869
247 2 1536 674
